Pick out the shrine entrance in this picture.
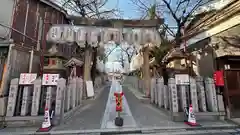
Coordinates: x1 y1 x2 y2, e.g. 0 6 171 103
217 56 240 118
225 70 240 118
46 18 162 87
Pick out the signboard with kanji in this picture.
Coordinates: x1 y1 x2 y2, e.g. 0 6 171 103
214 70 224 86
19 73 37 85
42 74 59 86
86 81 94 97
175 74 190 85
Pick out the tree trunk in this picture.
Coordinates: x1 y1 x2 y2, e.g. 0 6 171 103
175 28 182 47
143 47 151 97
83 47 92 99
91 47 97 86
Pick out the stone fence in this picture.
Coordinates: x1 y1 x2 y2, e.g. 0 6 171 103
124 76 225 121
4 76 106 127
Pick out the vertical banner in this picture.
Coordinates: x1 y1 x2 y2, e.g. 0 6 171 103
213 70 224 86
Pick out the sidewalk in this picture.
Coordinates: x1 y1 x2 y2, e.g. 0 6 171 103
0 84 109 135
123 84 150 104
123 84 238 130
51 84 110 131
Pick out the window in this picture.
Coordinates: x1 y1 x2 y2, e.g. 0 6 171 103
52 59 56 65
44 57 49 66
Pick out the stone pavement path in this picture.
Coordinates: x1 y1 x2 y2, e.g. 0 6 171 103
124 84 237 129
101 80 137 129
123 86 189 128
51 85 111 131
0 82 239 135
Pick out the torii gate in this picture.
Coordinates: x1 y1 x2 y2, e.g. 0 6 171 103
46 16 163 97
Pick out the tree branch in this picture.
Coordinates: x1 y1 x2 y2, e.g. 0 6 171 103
162 0 181 24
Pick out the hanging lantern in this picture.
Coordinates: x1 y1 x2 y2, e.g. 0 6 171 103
123 28 133 44
88 27 101 47
76 26 87 42
104 28 120 43
46 21 162 48
46 25 63 43
62 25 75 43
132 28 143 45
75 26 87 47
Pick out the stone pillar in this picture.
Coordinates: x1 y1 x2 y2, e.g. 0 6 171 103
6 78 19 117
71 78 77 108
190 78 199 112
196 76 207 112
179 85 187 111
65 81 71 111
45 86 53 110
163 85 169 109
217 95 225 112
55 78 66 124
21 86 32 116
79 78 83 105
150 78 155 103
205 78 218 112
31 79 42 116
154 78 158 104
76 77 80 106
168 78 178 112
157 77 164 107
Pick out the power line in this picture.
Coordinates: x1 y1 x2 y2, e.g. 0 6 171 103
0 23 37 43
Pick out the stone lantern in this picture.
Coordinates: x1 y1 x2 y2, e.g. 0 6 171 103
43 44 67 78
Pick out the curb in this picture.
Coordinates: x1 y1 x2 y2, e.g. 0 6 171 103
226 119 240 127
7 125 238 135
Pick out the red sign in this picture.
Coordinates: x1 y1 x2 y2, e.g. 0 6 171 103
114 92 124 112
214 70 224 86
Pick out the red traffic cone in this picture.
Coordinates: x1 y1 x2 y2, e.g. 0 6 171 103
184 104 199 126
37 108 52 132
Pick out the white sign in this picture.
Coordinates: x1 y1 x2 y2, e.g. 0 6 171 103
175 74 190 85
19 73 37 85
86 81 94 97
42 74 59 86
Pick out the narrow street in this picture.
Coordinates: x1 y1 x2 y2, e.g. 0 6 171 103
52 82 188 131
48 81 238 135
0 81 239 135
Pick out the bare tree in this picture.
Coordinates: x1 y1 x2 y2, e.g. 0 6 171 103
120 46 137 63
132 0 214 46
58 0 120 86
60 0 120 18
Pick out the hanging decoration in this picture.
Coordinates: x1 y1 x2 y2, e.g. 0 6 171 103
46 24 160 48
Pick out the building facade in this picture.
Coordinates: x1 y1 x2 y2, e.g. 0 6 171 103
182 0 240 119
0 0 72 116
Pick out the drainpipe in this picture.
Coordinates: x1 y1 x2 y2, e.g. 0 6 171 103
29 47 34 73
23 0 30 43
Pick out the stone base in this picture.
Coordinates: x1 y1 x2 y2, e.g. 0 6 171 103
2 105 83 127
4 116 42 127
0 97 7 116
172 112 226 122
